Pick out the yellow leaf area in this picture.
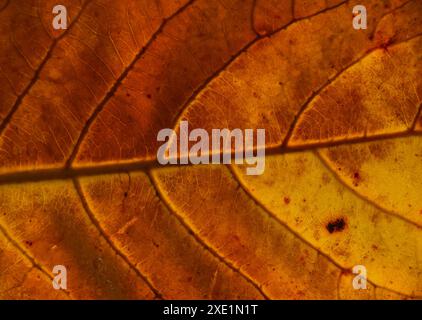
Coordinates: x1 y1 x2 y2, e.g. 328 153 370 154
0 0 421 299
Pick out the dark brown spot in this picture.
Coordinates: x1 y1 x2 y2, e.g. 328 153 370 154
146 94 152 99
341 269 352 276
25 240 33 247
353 172 361 186
124 192 128 198
283 196 291 204
326 218 346 234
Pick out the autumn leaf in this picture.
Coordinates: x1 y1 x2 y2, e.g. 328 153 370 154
0 0 421 299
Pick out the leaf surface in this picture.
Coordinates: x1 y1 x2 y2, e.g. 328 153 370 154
0 0 421 299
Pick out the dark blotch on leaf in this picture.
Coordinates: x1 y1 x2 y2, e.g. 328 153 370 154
326 218 346 234
353 171 361 186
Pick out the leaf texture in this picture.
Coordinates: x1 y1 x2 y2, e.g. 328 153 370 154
0 0 421 299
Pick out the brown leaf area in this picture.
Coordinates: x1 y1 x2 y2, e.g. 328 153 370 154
0 0 421 299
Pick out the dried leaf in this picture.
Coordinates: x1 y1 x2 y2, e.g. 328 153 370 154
0 0 421 299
